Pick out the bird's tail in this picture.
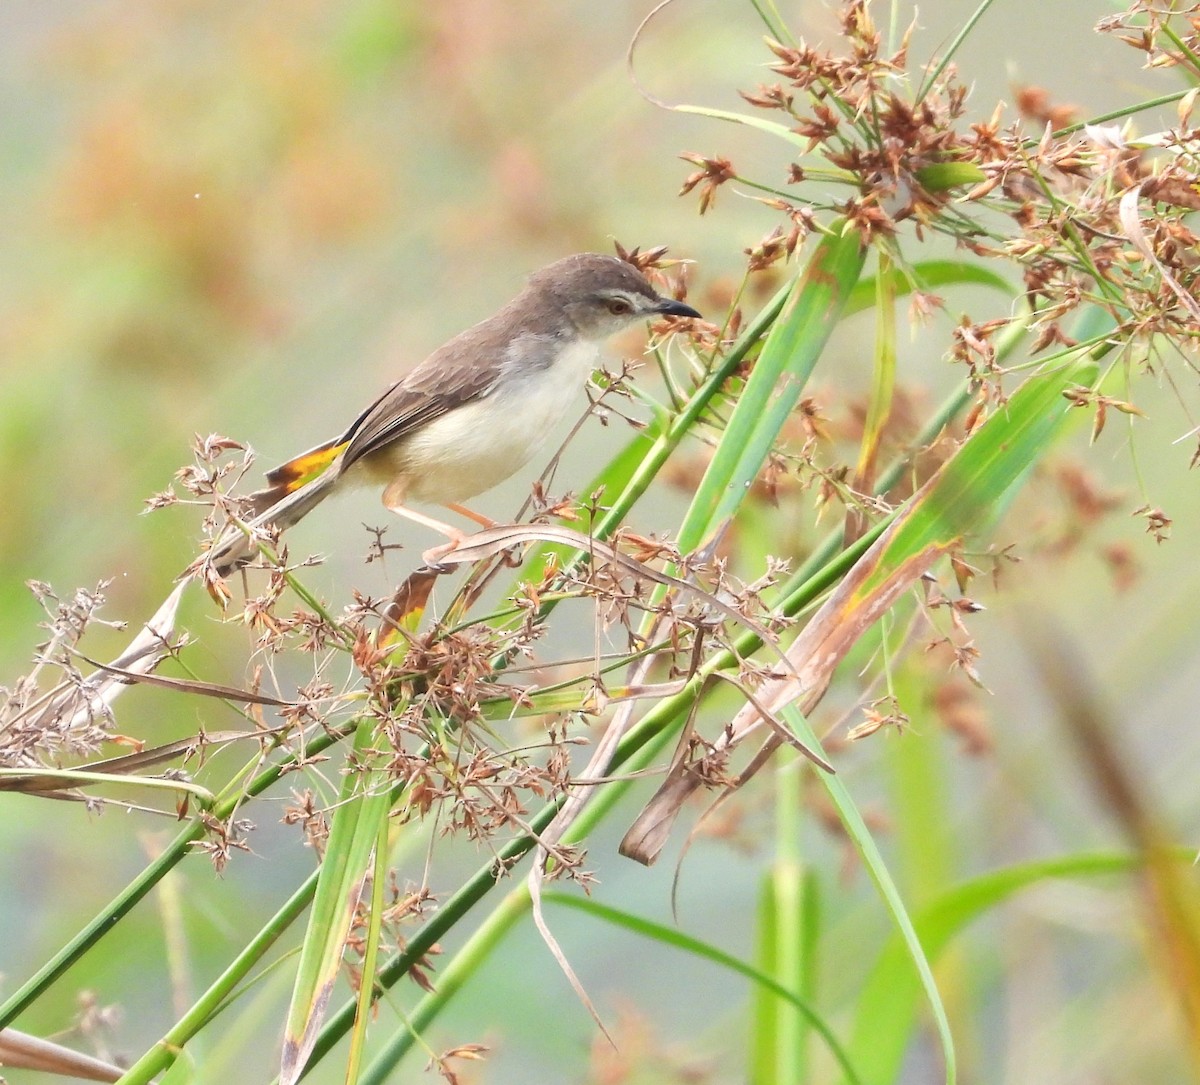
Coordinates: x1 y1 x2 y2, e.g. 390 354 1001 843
192 437 350 577
201 471 339 576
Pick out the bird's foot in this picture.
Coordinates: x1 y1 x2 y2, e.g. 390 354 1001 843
420 537 464 572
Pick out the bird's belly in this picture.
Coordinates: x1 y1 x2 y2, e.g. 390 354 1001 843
366 339 599 505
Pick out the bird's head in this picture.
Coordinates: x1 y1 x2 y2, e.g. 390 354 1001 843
530 253 701 340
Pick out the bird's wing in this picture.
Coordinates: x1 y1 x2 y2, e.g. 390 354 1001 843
337 355 498 466
334 314 522 467
261 322 512 495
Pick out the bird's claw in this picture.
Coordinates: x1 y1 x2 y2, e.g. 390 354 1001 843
420 539 461 572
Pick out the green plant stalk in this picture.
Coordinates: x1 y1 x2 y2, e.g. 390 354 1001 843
886 668 958 908
1052 89 1193 138
0 767 215 805
882 664 972 1067
357 884 533 1085
296 802 565 1077
114 874 317 1084
752 749 811 1085
110 710 513 1085
343 717 858 1084
304 656 728 1080
751 873 782 1084
167 826 406 1085
749 0 791 44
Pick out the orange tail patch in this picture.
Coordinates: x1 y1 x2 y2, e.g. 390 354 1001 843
265 439 350 494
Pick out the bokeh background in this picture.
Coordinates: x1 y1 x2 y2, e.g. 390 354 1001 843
2 2 1199 1083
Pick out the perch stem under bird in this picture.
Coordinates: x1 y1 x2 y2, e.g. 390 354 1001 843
194 253 700 578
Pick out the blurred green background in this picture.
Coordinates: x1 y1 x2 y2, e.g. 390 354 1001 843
2 2 1199 1083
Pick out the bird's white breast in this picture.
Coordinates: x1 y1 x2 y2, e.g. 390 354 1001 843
399 337 600 504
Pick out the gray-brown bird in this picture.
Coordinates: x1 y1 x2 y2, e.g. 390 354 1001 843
204 253 700 574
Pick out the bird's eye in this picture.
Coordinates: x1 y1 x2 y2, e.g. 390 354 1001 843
606 297 633 316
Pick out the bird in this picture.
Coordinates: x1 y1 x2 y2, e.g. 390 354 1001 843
202 253 701 575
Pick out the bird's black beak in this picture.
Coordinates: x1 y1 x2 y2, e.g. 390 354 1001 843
653 297 702 320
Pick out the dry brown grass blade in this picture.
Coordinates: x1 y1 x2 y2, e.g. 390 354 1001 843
0 1028 123 1082
376 567 439 645
5 583 187 737
74 655 294 707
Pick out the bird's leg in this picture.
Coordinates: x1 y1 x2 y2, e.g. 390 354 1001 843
384 502 469 541
444 502 499 529
383 483 497 566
